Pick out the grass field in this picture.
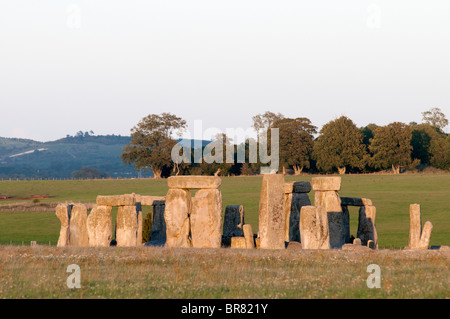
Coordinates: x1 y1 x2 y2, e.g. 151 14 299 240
0 174 449 248
0 174 449 299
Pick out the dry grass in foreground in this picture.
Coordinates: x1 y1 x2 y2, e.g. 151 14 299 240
0 245 448 299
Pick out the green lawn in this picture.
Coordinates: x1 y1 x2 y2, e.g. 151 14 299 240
0 174 449 248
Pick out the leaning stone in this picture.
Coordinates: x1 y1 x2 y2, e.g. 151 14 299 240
299 206 330 249
87 205 112 247
116 205 139 247
285 192 311 242
258 174 286 249
418 221 433 250
164 189 192 248
69 204 89 247
243 224 255 249
168 175 221 189
190 189 223 248
311 177 341 191
56 203 72 247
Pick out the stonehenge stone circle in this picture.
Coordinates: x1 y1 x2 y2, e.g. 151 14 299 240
258 174 286 249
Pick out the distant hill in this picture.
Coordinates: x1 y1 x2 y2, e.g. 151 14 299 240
0 135 211 179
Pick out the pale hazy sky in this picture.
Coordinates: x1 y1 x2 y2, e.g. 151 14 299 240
0 1 449 142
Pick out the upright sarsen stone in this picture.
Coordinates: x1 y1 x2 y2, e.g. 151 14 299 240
116 205 139 247
69 204 89 247
148 200 166 246
408 204 422 249
357 205 378 249
284 192 311 242
56 203 72 247
164 189 192 248
315 188 344 249
190 189 222 248
299 206 330 249
87 205 112 247
258 174 285 249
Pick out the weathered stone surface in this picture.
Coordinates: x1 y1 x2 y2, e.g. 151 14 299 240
311 177 341 191
231 237 247 249
168 175 221 189
284 182 311 194
243 224 255 249
340 197 373 207
315 190 345 248
258 174 286 249
223 205 245 238
255 237 260 249
299 206 330 249
147 201 166 246
353 238 361 245
190 189 223 248
164 189 192 248
357 205 378 248
96 194 136 206
69 204 89 247
116 205 139 247
56 203 72 247
136 195 166 206
87 205 112 247
315 191 342 212
136 203 143 245
408 204 422 249
284 192 311 242
418 221 433 249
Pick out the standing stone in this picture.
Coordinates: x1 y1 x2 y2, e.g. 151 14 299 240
136 202 143 245
190 189 223 248
299 206 330 249
69 204 89 247
357 205 378 248
87 205 112 247
243 224 255 249
340 205 351 244
56 204 72 247
418 221 433 250
285 192 311 242
315 189 344 249
164 189 192 248
408 204 422 249
258 174 285 249
148 200 166 246
116 205 139 247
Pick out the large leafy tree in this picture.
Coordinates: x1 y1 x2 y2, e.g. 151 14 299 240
272 117 317 174
121 113 186 179
422 107 448 132
313 116 367 174
369 122 413 174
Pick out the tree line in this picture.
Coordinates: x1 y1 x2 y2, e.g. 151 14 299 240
121 107 449 178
